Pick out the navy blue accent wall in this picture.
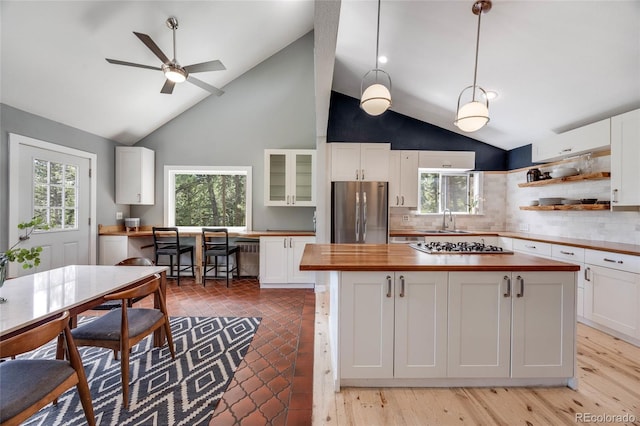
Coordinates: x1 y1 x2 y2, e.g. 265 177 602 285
327 91 509 171
507 144 535 170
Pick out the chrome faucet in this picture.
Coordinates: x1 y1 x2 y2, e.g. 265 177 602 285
442 209 454 230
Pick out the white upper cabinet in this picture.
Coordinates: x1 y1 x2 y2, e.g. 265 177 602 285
115 146 154 205
418 150 475 171
331 143 390 181
389 151 419 207
264 149 316 207
610 109 640 208
532 118 611 163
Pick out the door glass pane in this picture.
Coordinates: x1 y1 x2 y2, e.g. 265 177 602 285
31 159 78 230
269 154 286 202
295 154 312 202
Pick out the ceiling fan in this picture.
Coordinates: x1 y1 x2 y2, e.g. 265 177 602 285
106 17 225 96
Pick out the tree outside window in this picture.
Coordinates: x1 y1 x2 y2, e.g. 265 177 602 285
166 166 252 230
419 171 481 214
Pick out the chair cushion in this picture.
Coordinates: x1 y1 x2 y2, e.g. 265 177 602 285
0 359 75 422
71 308 164 341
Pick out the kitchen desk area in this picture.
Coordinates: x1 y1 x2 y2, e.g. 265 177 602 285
300 244 579 390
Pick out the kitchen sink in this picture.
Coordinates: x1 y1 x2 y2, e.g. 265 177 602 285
417 229 471 234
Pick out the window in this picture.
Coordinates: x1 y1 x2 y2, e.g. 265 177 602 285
418 170 482 214
165 166 252 231
33 158 78 230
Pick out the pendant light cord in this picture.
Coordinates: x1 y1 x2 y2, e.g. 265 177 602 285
471 5 483 101
374 0 381 80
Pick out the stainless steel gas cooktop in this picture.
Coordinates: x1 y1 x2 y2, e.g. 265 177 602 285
409 241 514 254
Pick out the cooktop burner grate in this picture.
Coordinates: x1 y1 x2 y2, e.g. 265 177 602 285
409 241 514 254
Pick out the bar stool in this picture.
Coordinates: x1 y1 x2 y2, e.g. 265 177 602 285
152 227 195 286
202 227 240 287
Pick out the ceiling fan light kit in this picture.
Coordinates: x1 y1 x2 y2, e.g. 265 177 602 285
454 0 492 132
360 0 392 116
106 16 225 95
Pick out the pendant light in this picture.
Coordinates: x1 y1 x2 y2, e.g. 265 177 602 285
360 0 392 116
454 0 492 132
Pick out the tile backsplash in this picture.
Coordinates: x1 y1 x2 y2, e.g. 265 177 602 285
390 155 640 245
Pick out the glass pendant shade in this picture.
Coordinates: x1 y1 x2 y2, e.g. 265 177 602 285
361 83 392 116
455 100 489 132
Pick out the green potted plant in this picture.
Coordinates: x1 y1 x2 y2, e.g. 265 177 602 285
0 218 47 298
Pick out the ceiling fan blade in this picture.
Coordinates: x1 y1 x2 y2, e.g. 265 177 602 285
161 79 176 94
187 75 224 96
133 31 170 64
184 60 226 73
106 58 162 71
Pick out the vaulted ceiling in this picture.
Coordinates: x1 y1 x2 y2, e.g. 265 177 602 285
2 1 639 151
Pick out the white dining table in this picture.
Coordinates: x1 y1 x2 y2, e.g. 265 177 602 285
0 265 169 341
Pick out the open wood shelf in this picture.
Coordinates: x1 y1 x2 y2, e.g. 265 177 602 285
517 172 610 188
520 204 610 211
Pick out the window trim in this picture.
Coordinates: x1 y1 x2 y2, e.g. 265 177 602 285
164 165 252 232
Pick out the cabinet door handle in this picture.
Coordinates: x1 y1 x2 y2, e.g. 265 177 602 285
283 238 287 249
396 196 399 206
361 169 365 180
286 195 290 205
516 275 524 297
603 258 623 264
560 250 575 256
401 195 405 206
503 275 511 297
386 275 392 298
355 169 359 180
561 148 572 153
525 245 536 249
612 188 619 203
584 267 590 282
289 238 293 248
399 275 405 298
292 195 295 205
137 193 141 203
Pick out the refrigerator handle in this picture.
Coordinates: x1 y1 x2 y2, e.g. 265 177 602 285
355 191 360 242
362 191 367 242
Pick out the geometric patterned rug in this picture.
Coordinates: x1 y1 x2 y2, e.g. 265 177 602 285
20 316 260 426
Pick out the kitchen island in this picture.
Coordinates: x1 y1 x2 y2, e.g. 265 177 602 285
300 244 580 391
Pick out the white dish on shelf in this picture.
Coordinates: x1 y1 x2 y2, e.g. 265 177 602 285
529 200 539 206
550 167 579 178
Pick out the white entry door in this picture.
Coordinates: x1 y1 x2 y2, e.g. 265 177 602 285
9 134 96 276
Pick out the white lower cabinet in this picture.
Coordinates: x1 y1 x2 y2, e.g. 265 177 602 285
584 249 640 339
259 236 315 288
340 271 448 379
340 270 574 381
551 244 586 318
448 271 575 379
99 235 155 265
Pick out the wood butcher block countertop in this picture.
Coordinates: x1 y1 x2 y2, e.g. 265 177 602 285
98 225 315 238
299 244 580 272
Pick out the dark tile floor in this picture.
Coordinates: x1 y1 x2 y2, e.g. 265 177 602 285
161 277 315 425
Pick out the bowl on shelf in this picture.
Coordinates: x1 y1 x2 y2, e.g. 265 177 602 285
539 197 564 206
549 167 579 178
561 199 581 205
580 198 597 204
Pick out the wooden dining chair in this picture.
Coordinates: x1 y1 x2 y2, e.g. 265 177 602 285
92 257 156 311
0 311 96 426
202 227 240 287
152 227 195 286
70 274 176 408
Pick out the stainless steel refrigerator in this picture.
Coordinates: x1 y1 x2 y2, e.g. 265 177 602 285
332 181 388 243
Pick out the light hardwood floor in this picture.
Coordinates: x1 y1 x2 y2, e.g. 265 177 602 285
313 291 640 425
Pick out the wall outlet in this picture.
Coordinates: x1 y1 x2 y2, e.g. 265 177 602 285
519 223 529 232
116 211 123 220
402 215 410 222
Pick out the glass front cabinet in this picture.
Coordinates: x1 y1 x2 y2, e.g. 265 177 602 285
264 149 316 207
